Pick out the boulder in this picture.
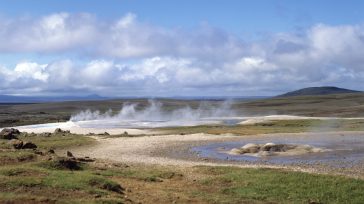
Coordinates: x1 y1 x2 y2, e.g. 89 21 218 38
54 128 63 134
9 139 23 149
241 143 259 149
240 143 260 153
48 149 55 154
52 157 81 170
262 143 296 152
67 151 74 157
229 142 326 157
22 141 37 149
54 128 70 134
259 151 274 156
77 157 95 162
34 150 44 155
229 148 243 155
0 128 20 140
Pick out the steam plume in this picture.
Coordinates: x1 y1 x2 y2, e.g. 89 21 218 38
70 99 236 122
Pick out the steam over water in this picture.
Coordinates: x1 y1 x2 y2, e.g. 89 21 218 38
69 100 239 128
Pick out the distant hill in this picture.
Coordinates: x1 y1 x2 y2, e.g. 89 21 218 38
0 94 107 103
278 86 361 97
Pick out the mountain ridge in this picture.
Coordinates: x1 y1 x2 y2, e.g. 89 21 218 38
278 86 361 97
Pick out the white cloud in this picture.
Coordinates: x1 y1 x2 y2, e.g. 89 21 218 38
0 13 245 60
1 12 364 95
0 13 97 53
13 62 48 82
114 13 136 29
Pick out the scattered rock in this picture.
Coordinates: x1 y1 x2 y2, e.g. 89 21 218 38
54 128 70 134
53 157 81 170
22 132 37 137
40 132 52 137
77 157 95 162
104 132 110 136
88 178 124 194
22 141 37 149
102 182 124 193
67 151 74 157
34 150 44 155
0 128 20 140
54 128 63 134
9 139 23 149
48 149 55 154
229 142 327 157
261 142 275 150
8 139 37 149
261 143 296 152
240 143 260 153
241 143 258 149
259 151 274 156
229 148 243 155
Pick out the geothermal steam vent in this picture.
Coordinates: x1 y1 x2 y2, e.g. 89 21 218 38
229 143 328 157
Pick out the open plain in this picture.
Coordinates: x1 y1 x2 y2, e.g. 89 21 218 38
2 95 364 203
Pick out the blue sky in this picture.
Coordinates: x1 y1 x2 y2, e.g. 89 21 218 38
0 0 364 96
2 0 364 33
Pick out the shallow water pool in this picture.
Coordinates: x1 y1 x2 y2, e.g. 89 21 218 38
192 133 364 166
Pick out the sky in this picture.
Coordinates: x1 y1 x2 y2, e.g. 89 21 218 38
1 0 364 96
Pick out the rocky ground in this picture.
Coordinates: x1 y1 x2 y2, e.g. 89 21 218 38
2 127 364 203
70 131 364 179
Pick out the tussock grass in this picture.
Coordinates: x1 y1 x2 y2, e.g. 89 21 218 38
195 166 364 204
18 133 95 149
159 119 364 135
0 164 125 203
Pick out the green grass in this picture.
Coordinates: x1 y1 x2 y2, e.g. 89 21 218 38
0 151 36 164
19 133 95 149
96 165 181 182
1 160 364 203
0 133 94 166
195 166 364 204
0 133 94 150
159 119 364 135
0 163 125 203
1 117 364 203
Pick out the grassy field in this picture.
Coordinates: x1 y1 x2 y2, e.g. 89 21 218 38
159 119 364 135
2 94 364 203
2 155 364 203
0 126 363 203
193 166 364 204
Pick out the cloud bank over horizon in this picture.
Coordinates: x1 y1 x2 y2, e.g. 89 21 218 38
1 12 364 96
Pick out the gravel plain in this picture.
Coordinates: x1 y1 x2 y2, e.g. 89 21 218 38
70 131 364 179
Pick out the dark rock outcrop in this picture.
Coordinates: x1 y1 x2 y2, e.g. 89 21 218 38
8 139 37 149
22 141 37 149
52 157 82 170
0 128 20 140
66 151 74 157
9 139 23 149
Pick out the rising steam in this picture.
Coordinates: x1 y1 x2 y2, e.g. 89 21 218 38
70 100 236 122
